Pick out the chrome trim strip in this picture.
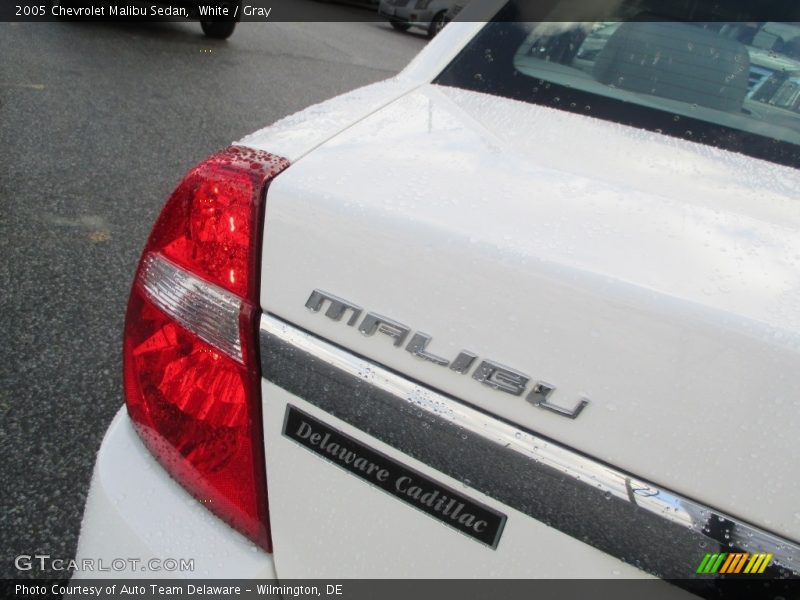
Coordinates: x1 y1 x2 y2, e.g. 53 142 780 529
260 313 800 581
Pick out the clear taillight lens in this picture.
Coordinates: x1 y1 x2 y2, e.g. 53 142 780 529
122 146 289 551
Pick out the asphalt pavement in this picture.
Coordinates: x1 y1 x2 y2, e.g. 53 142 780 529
0 13 426 578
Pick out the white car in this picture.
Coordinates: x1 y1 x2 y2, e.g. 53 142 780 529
378 0 456 38
76 0 800 591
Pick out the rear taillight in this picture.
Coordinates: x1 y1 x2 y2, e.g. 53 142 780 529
123 146 289 551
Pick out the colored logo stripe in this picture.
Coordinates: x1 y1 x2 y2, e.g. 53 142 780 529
719 553 738 573
697 553 773 574
731 553 750 574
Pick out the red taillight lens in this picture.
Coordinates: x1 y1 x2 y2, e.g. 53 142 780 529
123 146 289 551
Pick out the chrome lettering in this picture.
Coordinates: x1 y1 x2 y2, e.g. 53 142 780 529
449 351 477 374
359 313 410 348
472 360 529 396
304 289 589 418
305 290 362 326
527 382 589 419
405 332 450 366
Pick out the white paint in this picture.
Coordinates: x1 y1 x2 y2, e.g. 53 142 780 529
259 83 800 546
238 22 485 162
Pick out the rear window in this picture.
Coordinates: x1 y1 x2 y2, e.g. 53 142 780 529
436 2 800 169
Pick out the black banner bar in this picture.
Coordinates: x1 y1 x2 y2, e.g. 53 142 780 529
3 0 800 23
5 578 800 600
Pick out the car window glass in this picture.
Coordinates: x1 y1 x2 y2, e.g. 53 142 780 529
436 2 800 169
